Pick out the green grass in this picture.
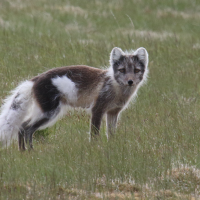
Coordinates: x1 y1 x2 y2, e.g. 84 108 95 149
0 0 200 199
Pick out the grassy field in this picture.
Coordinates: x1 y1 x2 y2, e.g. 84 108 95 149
0 0 200 199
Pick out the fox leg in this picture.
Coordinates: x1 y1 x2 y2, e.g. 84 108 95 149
18 118 49 150
18 132 25 151
25 117 50 149
90 88 113 139
106 108 121 138
18 120 30 150
90 109 104 139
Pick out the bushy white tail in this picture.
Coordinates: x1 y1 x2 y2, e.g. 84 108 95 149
0 81 34 147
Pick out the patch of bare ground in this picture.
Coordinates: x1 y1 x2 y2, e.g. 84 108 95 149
157 8 200 20
0 183 28 196
146 164 200 199
2 170 200 199
38 185 141 199
92 165 200 199
93 176 142 199
36 176 144 199
166 164 200 194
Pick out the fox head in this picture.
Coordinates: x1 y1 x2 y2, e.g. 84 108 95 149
110 47 148 87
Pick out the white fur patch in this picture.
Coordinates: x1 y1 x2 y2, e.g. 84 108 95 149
39 103 70 130
0 81 34 147
51 75 78 103
24 99 43 125
23 99 69 131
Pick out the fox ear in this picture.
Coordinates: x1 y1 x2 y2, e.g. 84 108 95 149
134 47 149 68
110 47 124 66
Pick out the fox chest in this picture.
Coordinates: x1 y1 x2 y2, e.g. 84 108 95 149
112 95 131 109
102 87 135 111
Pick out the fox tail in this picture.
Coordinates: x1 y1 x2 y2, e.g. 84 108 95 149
0 81 34 147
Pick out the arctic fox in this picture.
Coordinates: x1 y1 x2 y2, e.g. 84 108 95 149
0 47 148 150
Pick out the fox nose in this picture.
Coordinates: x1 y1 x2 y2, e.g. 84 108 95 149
128 80 133 86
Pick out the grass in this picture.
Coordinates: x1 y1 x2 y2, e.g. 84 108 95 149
0 0 200 199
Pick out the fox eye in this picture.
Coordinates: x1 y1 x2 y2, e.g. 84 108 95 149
134 69 141 73
118 68 125 73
